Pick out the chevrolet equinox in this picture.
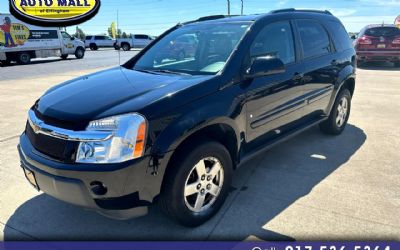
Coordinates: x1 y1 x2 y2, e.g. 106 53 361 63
18 9 356 227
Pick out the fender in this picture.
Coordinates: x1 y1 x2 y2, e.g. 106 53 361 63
326 63 355 115
150 92 245 158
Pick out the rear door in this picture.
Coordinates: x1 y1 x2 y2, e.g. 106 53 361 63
296 19 337 118
245 20 305 148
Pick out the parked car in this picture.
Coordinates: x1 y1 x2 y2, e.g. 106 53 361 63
354 24 400 67
84 35 116 50
0 14 85 65
18 9 356 227
115 34 154 51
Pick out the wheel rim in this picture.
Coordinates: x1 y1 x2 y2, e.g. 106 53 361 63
336 97 348 127
184 157 224 213
77 49 83 57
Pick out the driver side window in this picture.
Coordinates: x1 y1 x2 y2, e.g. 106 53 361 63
250 21 295 64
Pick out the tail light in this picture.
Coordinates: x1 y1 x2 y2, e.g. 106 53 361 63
358 36 372 45
392 37 400 44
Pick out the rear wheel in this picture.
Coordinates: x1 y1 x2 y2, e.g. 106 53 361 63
122 43 131 51
89 44 98 50
160 140 232 227
320 88 351 135
17 52 31 65
75 47 85 59
0 60 11 66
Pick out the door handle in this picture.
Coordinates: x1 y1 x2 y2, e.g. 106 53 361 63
292 72 304 81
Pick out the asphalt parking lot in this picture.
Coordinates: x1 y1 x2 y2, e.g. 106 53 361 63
0 50 399 240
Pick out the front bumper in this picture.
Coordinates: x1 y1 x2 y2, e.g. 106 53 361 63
357 50 400 62
18 133 172 219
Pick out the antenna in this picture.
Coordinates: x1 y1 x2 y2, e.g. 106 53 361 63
227 0 230 15
117 10 121 66
241 0 243 15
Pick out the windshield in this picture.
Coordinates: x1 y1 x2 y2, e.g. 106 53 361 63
365 27 400 37
133 22 251 75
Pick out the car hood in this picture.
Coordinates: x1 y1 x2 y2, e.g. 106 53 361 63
36 67 215 125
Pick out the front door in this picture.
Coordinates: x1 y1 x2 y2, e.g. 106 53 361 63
245 20 305 151
61 31 75 54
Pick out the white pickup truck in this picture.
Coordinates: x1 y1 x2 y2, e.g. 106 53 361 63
0 14 85 65
115 34 154 51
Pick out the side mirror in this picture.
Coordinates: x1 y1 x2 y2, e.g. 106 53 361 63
350 35 356 40
245 56 285 79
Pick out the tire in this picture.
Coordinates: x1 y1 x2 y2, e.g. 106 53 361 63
114 44 120 50
160 139 233 227
122 43 131 51
89 44 98 50
319 88 352 135
75 47 85 59
60 54 68 60
17 52 31 65
0 60 11 66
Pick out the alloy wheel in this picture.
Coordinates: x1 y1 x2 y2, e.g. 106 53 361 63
184 157 224 213
336 97 348 127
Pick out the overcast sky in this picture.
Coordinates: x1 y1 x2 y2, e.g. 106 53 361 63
1 0 399 35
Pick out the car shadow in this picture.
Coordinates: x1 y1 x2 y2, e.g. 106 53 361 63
358 61 399 70
3 124 366 241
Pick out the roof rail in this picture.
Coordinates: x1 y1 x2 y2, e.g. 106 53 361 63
270 8 332 15
184 15 239 24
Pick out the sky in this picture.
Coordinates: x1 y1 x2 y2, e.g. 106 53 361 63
0 0 399 35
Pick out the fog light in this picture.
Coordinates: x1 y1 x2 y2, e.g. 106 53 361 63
90 181 108 196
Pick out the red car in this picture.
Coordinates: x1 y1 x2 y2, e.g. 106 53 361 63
354 24 400 67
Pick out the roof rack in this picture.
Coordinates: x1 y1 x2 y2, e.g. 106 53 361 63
270 8 332 15
184 15 239 24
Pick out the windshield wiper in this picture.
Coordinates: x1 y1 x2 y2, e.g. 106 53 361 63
148 69 191 76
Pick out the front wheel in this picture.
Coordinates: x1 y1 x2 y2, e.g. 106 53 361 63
160 140 232 227
75 47 85 59
320 88 351 135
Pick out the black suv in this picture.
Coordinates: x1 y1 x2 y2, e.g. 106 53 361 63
18 9 356 227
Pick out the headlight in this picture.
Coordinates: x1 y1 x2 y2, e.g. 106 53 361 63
76 113 147 164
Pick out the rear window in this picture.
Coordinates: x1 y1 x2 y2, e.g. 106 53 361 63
365 27 400 37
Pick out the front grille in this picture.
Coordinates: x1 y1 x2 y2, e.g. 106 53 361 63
26 122 79 163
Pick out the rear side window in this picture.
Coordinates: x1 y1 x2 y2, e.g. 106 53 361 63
328 20 353 51
134 35 149 39
85 36 92 40
364 27 400 37
95 36 105 40
250 21 295 64
297 19 331 59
